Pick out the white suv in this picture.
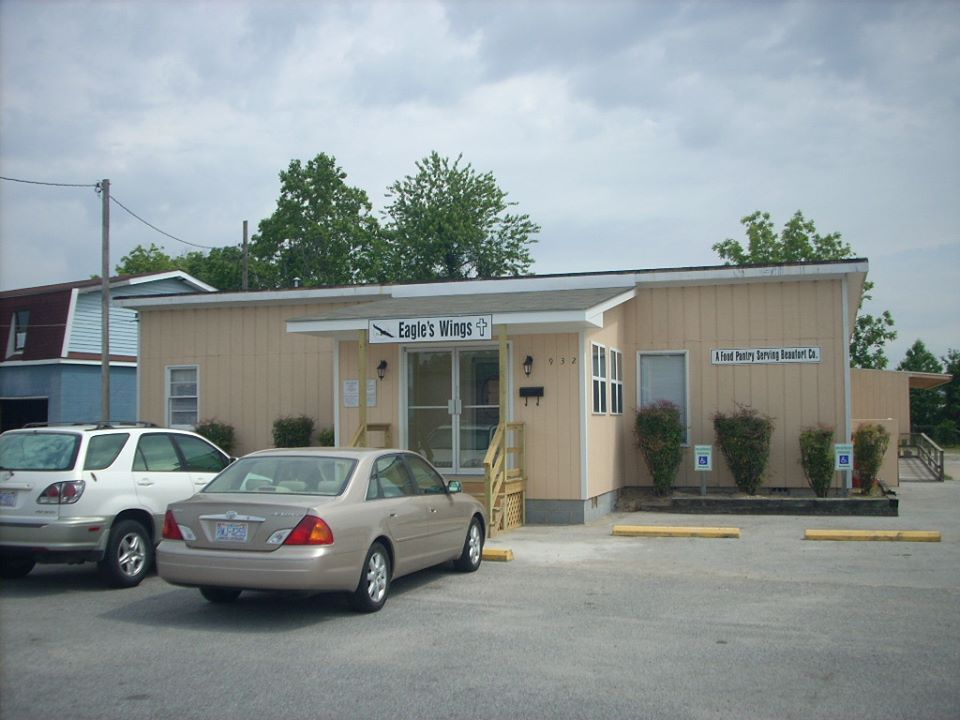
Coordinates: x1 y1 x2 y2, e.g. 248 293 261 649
0 422 231 587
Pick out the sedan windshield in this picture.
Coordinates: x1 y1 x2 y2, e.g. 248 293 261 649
203 455 357 496
0 432 81 471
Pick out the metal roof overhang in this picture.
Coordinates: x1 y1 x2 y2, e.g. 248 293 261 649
286 287 637 339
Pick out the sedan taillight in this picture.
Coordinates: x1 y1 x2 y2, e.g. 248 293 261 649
162 510 184 540
38 481 85 504
283 515 334 546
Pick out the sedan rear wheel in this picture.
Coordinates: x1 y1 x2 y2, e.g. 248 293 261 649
200 587 242 604
453 516 483 572
350 542 390 613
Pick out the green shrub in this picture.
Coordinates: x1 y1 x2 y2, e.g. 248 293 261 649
316 427 336 447
635 401 685 496
194 419 236 455
713 406 774 495
854 423 890 492
272 416 315 448
799 426 835 498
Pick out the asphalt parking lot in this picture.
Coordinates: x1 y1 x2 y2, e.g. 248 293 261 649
2 480 959 720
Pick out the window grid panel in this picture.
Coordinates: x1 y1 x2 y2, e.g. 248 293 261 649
592 344 608 414
638 352 688 443
610 350 624 415
167 365 199 428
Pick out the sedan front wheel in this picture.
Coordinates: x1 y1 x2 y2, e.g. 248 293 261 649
454 516 483 572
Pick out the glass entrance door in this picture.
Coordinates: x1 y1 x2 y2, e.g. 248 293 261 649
406 348 500 474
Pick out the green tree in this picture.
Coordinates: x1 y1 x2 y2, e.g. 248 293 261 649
115 243 178 275
897 340 944 434
252 154 381 288
381 152 539 281
713 211 896 368
937 349 960 445
178 246 251 292
116 243 256 292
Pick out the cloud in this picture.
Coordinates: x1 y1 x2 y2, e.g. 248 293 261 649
1 0 957 358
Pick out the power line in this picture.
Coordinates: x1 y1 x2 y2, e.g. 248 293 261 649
2 173 224 252
0 175 98 188
109 194 217 250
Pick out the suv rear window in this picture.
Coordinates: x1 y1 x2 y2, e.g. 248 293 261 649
83 433 129 470
0 432 81 471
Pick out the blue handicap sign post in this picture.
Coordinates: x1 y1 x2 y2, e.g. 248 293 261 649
694 445 712 496
835 443 854 495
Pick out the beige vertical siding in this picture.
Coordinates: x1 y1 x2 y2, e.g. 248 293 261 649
337 341 401 445
138 303 345 454
584 305 628 499
513 333 583 500
623 280 847 490
851 369 910 432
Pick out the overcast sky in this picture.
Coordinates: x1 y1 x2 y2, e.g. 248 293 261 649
1 0 957 364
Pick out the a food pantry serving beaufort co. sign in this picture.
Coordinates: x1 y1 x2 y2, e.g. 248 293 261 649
711 346 822 364
368 316 493 344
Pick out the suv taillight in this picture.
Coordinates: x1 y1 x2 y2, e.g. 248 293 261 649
162 510 184 540
38 481 85 504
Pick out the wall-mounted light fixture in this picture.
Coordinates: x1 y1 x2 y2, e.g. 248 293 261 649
523 355 534 376
376 360 388 381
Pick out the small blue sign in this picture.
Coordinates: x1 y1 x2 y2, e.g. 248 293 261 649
834 443 854 471
694 445 712 472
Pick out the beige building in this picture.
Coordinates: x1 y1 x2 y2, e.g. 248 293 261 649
121 259 902 526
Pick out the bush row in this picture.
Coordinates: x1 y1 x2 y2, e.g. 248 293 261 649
635 403 891 496
193 416 336 453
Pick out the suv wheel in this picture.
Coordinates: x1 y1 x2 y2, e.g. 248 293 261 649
98 519 153 588
0 555 36 579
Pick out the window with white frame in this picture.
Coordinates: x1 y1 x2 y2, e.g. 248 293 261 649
637 352 688 442
167 365 199 428
610 349 624 415
592 344 607 414
6 310 30 357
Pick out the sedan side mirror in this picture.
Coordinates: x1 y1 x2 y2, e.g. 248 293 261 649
447 480 462 494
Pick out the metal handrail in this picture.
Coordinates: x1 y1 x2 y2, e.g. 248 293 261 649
899 432 945 481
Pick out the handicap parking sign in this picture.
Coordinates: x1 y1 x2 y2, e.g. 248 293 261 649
694 445 712 472
834 443 854 471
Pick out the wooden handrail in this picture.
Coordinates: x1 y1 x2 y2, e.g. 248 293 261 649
350 423 393 449
483 422 525 535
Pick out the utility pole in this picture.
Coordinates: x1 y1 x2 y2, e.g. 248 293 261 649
100 178 110 422
242 220 249 290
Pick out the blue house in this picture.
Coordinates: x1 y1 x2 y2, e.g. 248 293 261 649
0 272 214 430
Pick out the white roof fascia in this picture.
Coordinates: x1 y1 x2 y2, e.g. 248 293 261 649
0 358 138 368
584 288 636 325
118 262 869 310
116 285 390 310
285 318 368 335
77 271 217 295
631 261 868 287
390 274 636 298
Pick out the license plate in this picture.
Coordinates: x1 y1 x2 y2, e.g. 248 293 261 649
215 522 248 542
0 491 15 508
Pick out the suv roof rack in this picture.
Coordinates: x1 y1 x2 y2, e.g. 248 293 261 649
21 421 159 430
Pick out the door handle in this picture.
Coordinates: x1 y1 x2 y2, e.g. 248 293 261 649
137 480 154 486
429 508 438 513
389 512 398 518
